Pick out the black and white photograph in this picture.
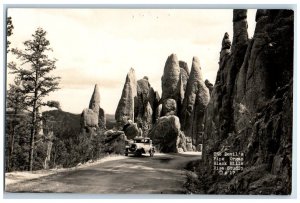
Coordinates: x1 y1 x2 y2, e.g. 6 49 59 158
2 2 296 198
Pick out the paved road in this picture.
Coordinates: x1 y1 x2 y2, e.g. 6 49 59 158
5 152 201 194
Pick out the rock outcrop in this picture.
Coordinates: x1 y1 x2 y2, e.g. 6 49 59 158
103 130 127 154
160 54 184 118
204 9 249 146
150 90 160 122
98 108 106 129
115 69 160 137
155 104 162 120
162 98 177 116
134 77 159 134
204 79 213 95
148 115 187 153
81 109 98 129
179 60 190 93
115 68 137 124
185 136 194 152
200 9 294 195
135 77 151 119
142 102 153 135
81 84 106 132
181 57 210 145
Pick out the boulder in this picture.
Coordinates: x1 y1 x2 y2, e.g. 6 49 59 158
162 98 177 116
104 130 126 141
81 108 98 128
148 115 183 153
122 122 139 140
103 130 127 154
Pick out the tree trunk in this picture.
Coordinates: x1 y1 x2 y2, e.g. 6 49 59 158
29 67 39 172
43 131 53 169
7 109 18 172
8 125 15 172
28 102 37 171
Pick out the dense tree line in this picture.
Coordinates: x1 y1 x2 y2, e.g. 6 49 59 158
5 110 110 171
43 112 107 169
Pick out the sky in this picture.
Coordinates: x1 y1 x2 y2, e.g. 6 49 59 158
7 8 257 115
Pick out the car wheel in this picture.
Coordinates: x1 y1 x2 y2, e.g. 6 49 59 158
135 150 142 157
150 150 154 157
125 153 128 156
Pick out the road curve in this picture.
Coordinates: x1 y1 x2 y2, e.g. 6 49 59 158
5 152 201 194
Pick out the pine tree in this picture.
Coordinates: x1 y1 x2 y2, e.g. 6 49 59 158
9 27 60 171
7 16 14 52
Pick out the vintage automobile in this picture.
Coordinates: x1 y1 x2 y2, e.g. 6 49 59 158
125 137 155 157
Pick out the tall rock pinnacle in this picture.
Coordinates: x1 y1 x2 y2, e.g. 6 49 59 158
89 84 100 113
232 9 249 54
115 68 137 124
220 32 231 63
181 56 210 144
161 53 181 101
81 84 106 132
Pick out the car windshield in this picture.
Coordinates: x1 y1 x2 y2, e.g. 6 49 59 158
134 138 150 143
134 139 142 143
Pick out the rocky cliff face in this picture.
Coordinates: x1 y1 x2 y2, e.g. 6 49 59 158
81 84 106 132
201 9 293 195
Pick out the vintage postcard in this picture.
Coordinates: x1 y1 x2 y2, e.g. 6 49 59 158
4 7 294 196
